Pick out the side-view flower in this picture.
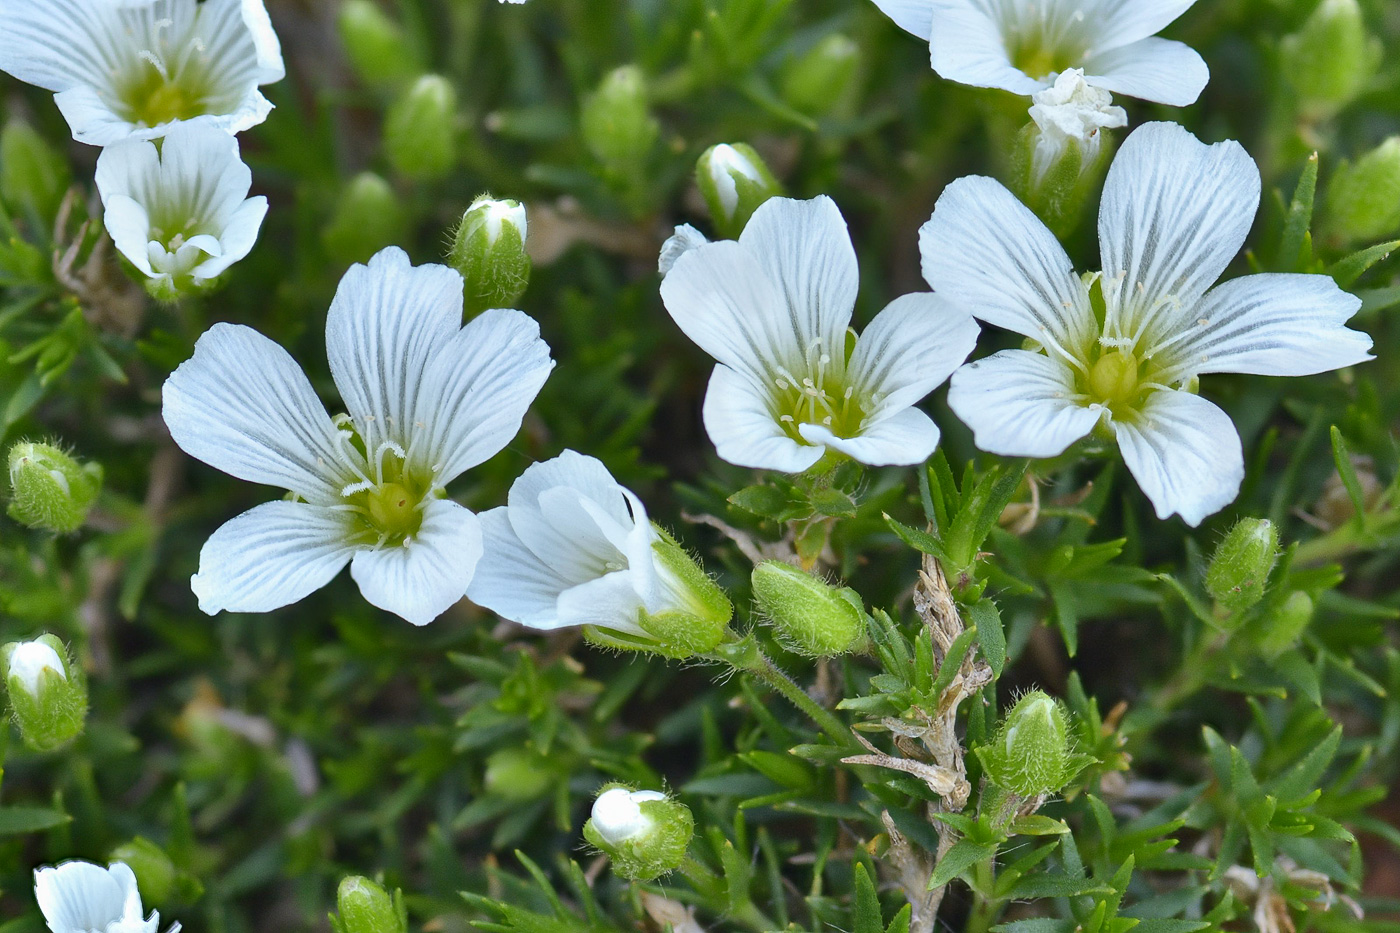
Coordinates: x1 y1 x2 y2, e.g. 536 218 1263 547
96 122 269 301
660 195 980 473
921 121 1374 526
161 247 554 625
871 0 1209 107
0 0 284 146
35 860 180 933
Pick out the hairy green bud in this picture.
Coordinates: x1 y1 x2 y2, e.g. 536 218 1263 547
338 0 421 90
580 65 659 169
384 75 458 180
448 196 531 316
975 691 1080 799
323 173 408 266
109 838 177 908
1280 0 1381 119
781 34 860 118
1258 590 1314 659
483 748 553 801
1 120 71 230
1205 518 1279 614
1323 137 1400 244
7 440 102 533
583 786 693 881
695 143 781 239
2 635 87 752
751 561 866 657
331 876 407 933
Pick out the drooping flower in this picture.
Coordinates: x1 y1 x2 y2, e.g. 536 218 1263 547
1026 68 1126 183
922 122 1373 526
34 860 179 933
0 0 284 147
661 196 980 472
870 0 1209 107
467 450 733 657
96 122 268 300
162 247 554 625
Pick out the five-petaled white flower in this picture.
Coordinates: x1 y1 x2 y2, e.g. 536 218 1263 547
96 122 268 300
922 122 1373 526
162 247 554 625
660 196 980 473
35 860 179 933
0 0 284 147
871 0 1209 107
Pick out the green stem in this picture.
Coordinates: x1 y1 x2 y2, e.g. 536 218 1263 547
676 857 775 933
963 857 1001 933
707 635 852 747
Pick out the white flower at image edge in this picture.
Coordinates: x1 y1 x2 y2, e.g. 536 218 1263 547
920 122 1374 526
660 196 980 473
162 247 554 625
35 860 178 933
469 450 695 636
870 0 1208 106
0 0 284 146
96 122 268 298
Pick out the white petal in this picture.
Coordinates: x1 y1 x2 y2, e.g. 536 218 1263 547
190 501 357 615
1098 122 1260 343
702 364 824 473
412 308 553 485
467 506 574 629
192 196 267 280
947 350 1102 458
799 407 941 467
1169 273 1373 378
54 85 143 148
658 223 709 276
1113 389 1243 527
848 292 980 418
108 863 146 927
503 450 636 584
928 0 1045 95
94 138 163 213
0 0 120 93
7 641 66 696
919 175 1095 354
1088 0 1201 54
35 861 128 933
102 195 158 276
1083 37 1209 106
155 122 253 222
555 570 648 635
870 0 934 39
350 497 483 626
325 247 464 456
162 323 351 501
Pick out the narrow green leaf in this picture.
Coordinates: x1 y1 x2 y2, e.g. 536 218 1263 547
968 599 1006 677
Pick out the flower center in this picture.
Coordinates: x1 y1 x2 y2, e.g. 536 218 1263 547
1087 350 1141 408
117 28 217 128
331 417 432 547
366 482 421 538
135 79 203 127
772 340 867 444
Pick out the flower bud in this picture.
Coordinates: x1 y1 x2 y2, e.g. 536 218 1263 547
2 636 87 752
975 691 1076 798
1280 0 1381 119
781 34 860 118
1322 137 1400 244
448 196 531 316
1 120 71 230
622 530 732 659
1205 518 1279 614
323 173 408 266
696 143 781 239
331 876 407 933
483 748 553 800
384 75 458 180
583 786 693 881
7 440 102 534
338 0 421 90
580 65 659 170
1257 590 1314 659
751 561 866 657
108 838 176 908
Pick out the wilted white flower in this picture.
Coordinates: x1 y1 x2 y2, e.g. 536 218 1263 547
0 0 284 146
870 0 1208 107
96 122 268 300
922 122 1373 526
162 247 554 625
1027 68 1127 181
34 860 179 933
661 196 979 472
6 639 66 697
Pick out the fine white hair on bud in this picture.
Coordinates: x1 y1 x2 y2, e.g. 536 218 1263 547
590 787 666 846
6 640 66 697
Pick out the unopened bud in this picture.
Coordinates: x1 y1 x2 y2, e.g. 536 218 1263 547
1323 137 1400 244
751 562 866 657
1281 0 1381 120
483 748 553 800
108 838 176 908
583 786 693 881
338 0 421 90
448 196 530 315
7 440 101 534
323 173 408 266
384 75 458 180
626 530 732 658
1 120 70 230
580 66 659 169
975 691 1077 798
696 143 781 239
331 876 407 933
1257 590 1314 659
1205 518 1279 614
781 34 860 118
2 636 87 752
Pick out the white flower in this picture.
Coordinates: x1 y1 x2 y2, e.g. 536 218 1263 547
7 640 66 697
468 450 727 642
660 196 980 472
96 122 267 299
921 122 1374 526
590 787 666 846
1027 68 1127 180
0 0 284 147
870 0 1209 107
34 860 179 933
161 247 554 625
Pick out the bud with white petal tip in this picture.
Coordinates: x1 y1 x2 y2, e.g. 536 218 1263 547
583 786 694 881
752 561 867 657
3 635 86 751
975 691 1083 800
8 440 102 533
1280 0 1381 120
330 876 407 933
1205 518 1279 615
696 143 782 239
385 75 458 180
448 196 531 316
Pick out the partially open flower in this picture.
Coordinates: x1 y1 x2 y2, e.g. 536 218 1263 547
34 860 179 933
583 786 694 881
